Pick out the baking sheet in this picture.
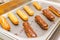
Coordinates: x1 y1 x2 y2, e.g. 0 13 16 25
49 25 60 40
0 0 60 40
48 0 60 3
0 32 13 40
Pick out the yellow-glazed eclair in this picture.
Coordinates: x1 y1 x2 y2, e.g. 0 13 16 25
0 16 10 31
16 9 28 21
32 1 42 10
23 6 34 16
48 6 60 17
8 12 19 25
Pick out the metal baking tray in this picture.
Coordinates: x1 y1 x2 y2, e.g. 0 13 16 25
46 0 60 6
47 0 60 3
49 25 60 40
0 32 13 40
0 0 60 40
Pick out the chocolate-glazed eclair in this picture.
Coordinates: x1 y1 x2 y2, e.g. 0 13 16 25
23 22 37 38
35 15 48 30
48 6 60 17
42 9 55 21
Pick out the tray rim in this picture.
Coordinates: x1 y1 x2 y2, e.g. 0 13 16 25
46 0 60 4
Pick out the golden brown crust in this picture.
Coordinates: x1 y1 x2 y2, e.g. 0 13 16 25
23 6 34 16
0 16 10 31
8 13 19 25
32 1 42 10
16 9 28 21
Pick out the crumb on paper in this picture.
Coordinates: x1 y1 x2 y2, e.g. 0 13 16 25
15 33 18 36
20 29 24 33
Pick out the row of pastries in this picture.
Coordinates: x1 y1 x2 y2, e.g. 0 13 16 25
0 1 60 38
